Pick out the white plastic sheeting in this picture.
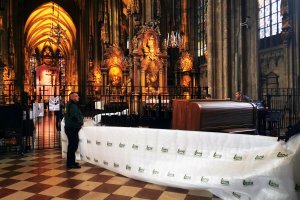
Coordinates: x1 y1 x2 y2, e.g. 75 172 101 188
93 109 129 124
61 121 300 200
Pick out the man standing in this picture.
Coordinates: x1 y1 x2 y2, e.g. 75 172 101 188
64 92 83 169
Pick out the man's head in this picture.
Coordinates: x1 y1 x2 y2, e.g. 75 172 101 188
205 94 212 100
235 91 242 101
69 92 79 102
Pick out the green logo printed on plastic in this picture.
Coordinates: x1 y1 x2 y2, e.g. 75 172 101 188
184 174 191 180
243 180 253 186
96 141 101 145
177 149 186 155
107 142 112 147
86 156 90 160
255 155 264 160
221 178 230 186
87 139 91 144
194 150 202 157
213 152 222 158
126 165 131 170
277 152 288 158
232 192 241 199
233 154 242 161
269 180 279 189
152 169 159 174
167 172 174 177
119 143 125 148
201 176 209 183
114 163 119 168
161 147 168 153
138 167 144 173
146 145 153 151
103 160 108 165
132 144 139 150
94 158 98 163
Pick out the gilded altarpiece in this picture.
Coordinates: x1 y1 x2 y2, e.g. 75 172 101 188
178 51 193 98
102 45 128 96
0 66 15 103
131 22 167 96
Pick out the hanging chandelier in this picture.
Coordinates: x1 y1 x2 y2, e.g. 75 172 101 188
167 31 182 48
49 3 67 45
167 0 182 48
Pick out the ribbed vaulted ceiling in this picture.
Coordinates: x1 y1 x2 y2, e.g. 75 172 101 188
24 2 76 57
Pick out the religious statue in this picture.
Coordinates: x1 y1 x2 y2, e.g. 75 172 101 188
132 36 138 50
145 61 159 92
109 66 122 86
182 75 191 88
143 35 156 60
179 51 193 72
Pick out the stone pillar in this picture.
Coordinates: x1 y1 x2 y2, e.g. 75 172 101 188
145 0 152 22
0 68 3 104
207 0 238 99
164 61 168 93
133 57 139 93
141 69 145 93
110 0 120 45
159 69 163 93
206 0 213 97
244 0 259 99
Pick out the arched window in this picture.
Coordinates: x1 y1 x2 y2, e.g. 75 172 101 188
197 0 208 61
258 0 282 48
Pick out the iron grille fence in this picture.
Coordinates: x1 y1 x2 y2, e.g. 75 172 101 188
261 88 300 132
0 83 208 151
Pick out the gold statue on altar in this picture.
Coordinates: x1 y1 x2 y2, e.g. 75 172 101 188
103 45 128 93
179 51 193 72
109 66 122 86
141 34 161 92
178 51 193 98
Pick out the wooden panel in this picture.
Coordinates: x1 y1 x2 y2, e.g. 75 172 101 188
172 100 189 130
172 100 256 132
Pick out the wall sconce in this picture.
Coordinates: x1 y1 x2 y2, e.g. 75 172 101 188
0 16 3 30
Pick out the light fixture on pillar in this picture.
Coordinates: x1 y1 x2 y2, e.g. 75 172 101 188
167 0 182 48
0 15 3 30
49 3 67 45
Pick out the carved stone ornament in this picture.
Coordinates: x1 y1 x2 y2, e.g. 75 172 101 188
179 51 193 72
280 0 293 45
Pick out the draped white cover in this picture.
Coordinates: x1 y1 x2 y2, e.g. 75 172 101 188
61 121 300 200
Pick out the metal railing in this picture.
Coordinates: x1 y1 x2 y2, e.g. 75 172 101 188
0 83 208 150
261 88 300 131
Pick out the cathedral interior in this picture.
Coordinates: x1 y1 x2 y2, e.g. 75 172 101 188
0 0 298 130
0 1 300 199
0 0 296 103
0 0 299 146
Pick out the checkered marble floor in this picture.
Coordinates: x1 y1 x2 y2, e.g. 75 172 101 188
0 149 222 200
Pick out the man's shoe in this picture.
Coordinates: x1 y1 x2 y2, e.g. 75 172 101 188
67 164 81 169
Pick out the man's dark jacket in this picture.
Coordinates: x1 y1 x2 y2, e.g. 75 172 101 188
65 100 84 129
